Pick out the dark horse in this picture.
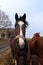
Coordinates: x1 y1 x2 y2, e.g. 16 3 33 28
10 13 30 65
30 32 43 65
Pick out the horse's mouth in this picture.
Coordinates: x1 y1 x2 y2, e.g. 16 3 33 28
19 44 25 48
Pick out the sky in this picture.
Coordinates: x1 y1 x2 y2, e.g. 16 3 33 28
0 0 43 38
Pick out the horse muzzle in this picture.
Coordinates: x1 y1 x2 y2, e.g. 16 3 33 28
15 35 25 48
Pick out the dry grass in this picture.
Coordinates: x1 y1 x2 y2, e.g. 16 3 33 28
0 38 13 65
0 53 13 65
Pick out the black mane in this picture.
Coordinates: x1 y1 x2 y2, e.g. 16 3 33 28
19 16 28 27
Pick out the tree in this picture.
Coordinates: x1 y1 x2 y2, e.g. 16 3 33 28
0 10 12 28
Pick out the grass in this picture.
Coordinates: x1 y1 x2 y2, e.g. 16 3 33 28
0 52 13 65
0 38 12 65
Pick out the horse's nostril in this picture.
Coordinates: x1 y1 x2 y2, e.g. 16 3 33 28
19 44 25 48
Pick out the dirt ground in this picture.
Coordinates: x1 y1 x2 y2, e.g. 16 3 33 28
0 38 13 65
0 52 13 65
0 38 31 65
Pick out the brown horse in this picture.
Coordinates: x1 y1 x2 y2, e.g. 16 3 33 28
30 32 43 65
10 13 30 65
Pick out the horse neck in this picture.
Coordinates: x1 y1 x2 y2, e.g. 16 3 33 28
30 37 36 46
32 37 36 43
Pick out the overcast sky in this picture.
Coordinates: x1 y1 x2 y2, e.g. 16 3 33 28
0 0 43 38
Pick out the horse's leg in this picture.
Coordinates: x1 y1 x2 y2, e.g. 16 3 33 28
11 50 18 65
12 59 17 65
17 56 24 65
11 49 14 58
11 49 15 64
26 41 30 65
39 63 41 65
32 55 39 65
15 59 17 65
17 57 19 65
18 56 24 65
26 55 30 65
23 55 27 65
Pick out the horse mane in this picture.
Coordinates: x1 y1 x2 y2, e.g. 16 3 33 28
30 32 40 47
33 32 40 39
19 16 28 27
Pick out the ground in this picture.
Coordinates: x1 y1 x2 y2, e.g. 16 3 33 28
0 38 13 65
0 38 31 65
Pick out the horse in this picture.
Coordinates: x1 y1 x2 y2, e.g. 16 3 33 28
10 13 30 65
30 32 43 65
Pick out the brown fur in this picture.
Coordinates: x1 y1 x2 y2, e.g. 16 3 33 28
30 33 43 65
10 13 30 65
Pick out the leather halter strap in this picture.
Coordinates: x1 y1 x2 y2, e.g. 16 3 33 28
15 35 25 40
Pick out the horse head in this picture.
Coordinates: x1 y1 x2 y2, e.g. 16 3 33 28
30 32 40 49
14 13 28 48
33 32 40 39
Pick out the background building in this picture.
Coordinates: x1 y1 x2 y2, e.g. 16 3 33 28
0 28 15 39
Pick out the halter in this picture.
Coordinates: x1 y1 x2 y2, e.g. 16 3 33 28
15 35 25 40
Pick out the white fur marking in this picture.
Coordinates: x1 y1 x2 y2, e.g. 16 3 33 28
19 38 25 47
18 21 24 35
15 59 17 65
18 21 25 47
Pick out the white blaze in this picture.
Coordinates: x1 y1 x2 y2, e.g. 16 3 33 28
15 59 17 65
18 21 25 47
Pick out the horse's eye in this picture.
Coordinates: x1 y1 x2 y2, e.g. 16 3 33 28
22 24 26 28
16 24 19 28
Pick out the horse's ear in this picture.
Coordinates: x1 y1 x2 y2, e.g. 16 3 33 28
23 13 26 20
15 13 18 20
39 32 40 34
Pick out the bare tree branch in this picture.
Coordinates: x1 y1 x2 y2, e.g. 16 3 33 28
0 10 12 28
